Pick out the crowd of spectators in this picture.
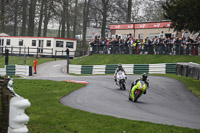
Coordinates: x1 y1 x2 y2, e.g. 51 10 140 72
89 33 200 55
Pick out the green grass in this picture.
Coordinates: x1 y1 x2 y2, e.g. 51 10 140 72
71 54 200 65
12 79 200 133
0 56 58 68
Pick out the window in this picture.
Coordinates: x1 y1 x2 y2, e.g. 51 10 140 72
149 33 159 41
66 42 74 48
56 41 63 47
6 39 10 45
138 34 144 39
0 39 4 46
32 40 36 46
46 40 51 47
19 39 23 46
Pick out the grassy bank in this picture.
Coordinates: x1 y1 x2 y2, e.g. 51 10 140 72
13 79 199 133
71 55 200 65
0 56 57 68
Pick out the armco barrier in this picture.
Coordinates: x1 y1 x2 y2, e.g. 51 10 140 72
69 63 176 75
0 65 32 76
0 68 6 76
69 65 81 74
105 64 118 74
149 64 166 74
166 63 176 74
122 64 134 74
81 65 93 74
176 63 200 80
134 64 149 74
6 65 15 76
93 65 106 74
15 65 30 76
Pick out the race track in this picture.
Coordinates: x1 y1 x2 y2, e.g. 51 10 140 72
30 60 200 129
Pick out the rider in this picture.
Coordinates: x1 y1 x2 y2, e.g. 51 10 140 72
130 73 149 94
114 64 126 84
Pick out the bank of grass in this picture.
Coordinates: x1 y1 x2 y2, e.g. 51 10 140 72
13 79 199 133
0 56 58 68
71 54 200 65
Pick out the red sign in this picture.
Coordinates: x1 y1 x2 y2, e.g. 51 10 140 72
110 24 134 29
134 22 171 29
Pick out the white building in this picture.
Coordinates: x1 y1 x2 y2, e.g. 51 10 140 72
0 36 77 57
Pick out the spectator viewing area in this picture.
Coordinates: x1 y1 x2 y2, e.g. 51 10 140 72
89 21 200 56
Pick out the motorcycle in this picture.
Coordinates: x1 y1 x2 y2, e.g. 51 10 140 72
129 80 147 102
116 71 127 90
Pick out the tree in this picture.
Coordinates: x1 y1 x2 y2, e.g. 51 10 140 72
72 0 78 38
27 0 37 36
163 0 200 32
13 0 18 36
61 0 67 38
0 0 9 32
126 0 132 23
66 0 70 38
82 0 91 45
21 0 28 36
43 0 53 37
37 0 46 37
101 0 110 38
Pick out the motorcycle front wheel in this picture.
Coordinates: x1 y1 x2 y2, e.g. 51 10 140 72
134 90 142 102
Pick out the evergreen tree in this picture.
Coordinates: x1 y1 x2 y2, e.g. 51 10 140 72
163 0 200 33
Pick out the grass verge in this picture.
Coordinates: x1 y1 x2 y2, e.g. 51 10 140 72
0 56 60 68
12 79 199 133
71 54 200 65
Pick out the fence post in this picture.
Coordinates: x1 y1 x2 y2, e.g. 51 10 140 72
11 46 13 56
19 47 21 56
55 50 57 60
51 48 53 58
28 47 29 56
24 46 26 65
5 49 9 65
1 46 3 56
37 47 39 58
0 77 12 133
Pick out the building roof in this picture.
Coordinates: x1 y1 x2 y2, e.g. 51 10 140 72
0 33 9 36
0 36 77 41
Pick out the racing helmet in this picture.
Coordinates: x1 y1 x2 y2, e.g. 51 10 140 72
142 73 148 81
118 64 122 70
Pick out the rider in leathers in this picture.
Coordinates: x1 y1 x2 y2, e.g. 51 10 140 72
114 64 126 84
130 73 149 95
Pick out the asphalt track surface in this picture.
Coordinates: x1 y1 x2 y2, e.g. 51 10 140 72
29 60 200 129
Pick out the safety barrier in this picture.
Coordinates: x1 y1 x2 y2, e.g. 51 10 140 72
0 77 31 133
0 65 32 76
69 63 176 75
0 68 6 76
176 63 200 80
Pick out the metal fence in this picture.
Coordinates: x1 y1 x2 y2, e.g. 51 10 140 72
90 43 200 55
0 46 53 57
0 46 88 59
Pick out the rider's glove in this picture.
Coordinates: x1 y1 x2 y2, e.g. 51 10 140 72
125 77 127 79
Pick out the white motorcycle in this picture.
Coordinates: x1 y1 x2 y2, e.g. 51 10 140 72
116 71 127 90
